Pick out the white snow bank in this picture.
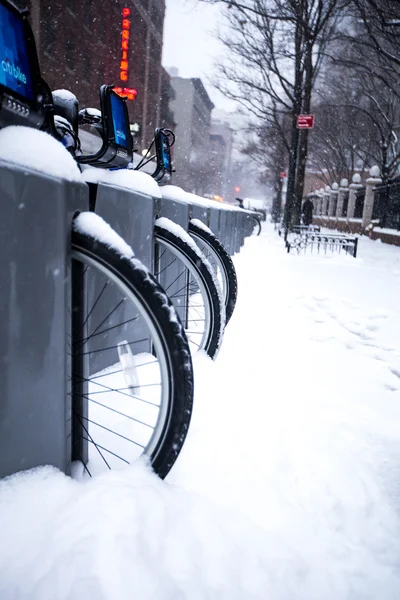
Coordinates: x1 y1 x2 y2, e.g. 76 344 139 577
73 212 134 259
168 229 400 598
372 227 400 237
3 225 400 598
82 167 162 198
0 462 273 600
0 126 82 182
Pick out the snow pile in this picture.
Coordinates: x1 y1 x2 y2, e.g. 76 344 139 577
0 126 82 182
156 217 208 262
73 212 134 259
0 463 271 600
190 218 213 235
2 225 400 598
82 167 162 198
159 184 190 203
372 226 400 238
186 192 216 209
169 230 400 597
160 185 242 213
52 89 78 106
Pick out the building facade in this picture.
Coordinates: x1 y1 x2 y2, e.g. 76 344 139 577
14 0 167 149
169 76 214 194
208 117 234 200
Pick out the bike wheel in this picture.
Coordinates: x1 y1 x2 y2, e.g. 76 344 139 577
189 219 237 325
250 215 262 236
154 218 225 359
71 213 193 479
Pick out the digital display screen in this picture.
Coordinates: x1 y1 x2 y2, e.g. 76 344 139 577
160 132 171 172
110 92 129 149
0 2 34 101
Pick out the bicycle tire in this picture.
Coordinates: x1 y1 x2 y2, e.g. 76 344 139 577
188 220 238 325
71 217 193 479
250 215 262 236
154 219 225 360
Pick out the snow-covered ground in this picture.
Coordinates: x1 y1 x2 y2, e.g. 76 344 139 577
2 225 400 599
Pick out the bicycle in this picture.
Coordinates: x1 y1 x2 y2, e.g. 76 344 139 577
54 91 227 359
135 134 238 326
0 0 194 479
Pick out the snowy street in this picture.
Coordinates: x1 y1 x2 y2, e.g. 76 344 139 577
2 225 400 599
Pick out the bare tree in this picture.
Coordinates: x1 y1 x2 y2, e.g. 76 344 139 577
201 0 348 228
308 4 400 185
350 0 400 68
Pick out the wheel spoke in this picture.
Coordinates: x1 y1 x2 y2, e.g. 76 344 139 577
77 314 140 346
75 373 161 407
74 412 111 469
74 394 155 429
81 437 131 464
78 280 109 335
163 269 187 293
156 256 178 277
76 414 146 449
75 338 148 357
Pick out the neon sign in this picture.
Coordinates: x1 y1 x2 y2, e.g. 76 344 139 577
120 7 130 82
113 7 136 101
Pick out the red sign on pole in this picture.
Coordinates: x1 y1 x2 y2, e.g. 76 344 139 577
280 171 287 178
297 114 315 129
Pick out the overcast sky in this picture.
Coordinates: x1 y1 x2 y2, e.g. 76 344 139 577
162 0 237 113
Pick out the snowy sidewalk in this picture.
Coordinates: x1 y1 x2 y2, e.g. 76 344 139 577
2 225 400 599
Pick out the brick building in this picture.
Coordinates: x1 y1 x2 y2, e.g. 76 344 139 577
14 0 170 149
169 76 214 194
208 117 234 200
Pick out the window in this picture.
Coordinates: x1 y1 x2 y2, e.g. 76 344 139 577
83 55 91 83
42 20 56 55
84 1 92 29
66 39 74 70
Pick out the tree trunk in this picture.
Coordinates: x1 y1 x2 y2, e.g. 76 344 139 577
272 170 284 223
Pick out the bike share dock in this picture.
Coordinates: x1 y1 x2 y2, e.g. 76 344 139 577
0 0 263 482
0 151 88 479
